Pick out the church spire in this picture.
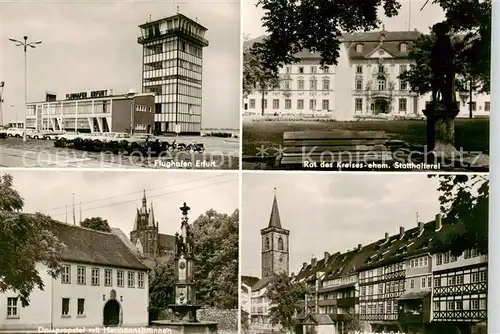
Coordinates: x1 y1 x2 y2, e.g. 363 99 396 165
268 188 282 228
148 202 155 227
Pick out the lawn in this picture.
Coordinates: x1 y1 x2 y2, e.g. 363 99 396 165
242 118 490 156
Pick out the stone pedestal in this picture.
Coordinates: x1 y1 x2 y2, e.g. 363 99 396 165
169 304 202 322
423 101 461 158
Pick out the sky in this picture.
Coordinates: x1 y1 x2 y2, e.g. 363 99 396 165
243 0 446 39
7 170 238 237
0 0 240 129
241 172 447 278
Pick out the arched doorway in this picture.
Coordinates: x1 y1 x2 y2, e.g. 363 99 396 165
373 98 389 114
103 299 120 326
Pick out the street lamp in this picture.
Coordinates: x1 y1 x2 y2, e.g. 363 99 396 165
8 36 42 142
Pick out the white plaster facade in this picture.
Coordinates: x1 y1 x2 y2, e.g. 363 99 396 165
0 262 149 330
243 30 491 120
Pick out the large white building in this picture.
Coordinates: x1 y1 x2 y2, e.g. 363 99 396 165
26 90 155 134
244 30 490 119
138 13 209 135
0 220 149 330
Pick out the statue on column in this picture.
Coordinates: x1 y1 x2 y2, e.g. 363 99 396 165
430 22 456 106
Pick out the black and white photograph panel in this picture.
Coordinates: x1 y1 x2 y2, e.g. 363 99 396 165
241 172 488 334
0 171 238 333
0 0 240 170
242 0 490 172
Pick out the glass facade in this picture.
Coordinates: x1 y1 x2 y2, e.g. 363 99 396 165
26 99 112 131
138 14 209 134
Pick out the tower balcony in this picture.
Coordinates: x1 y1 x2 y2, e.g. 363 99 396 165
138 27 209 47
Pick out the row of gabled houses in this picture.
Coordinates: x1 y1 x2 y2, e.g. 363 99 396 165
294 214 487 334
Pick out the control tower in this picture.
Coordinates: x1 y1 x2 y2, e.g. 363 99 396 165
138 13 209 135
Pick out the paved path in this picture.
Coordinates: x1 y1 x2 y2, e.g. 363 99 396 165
0 146 139 168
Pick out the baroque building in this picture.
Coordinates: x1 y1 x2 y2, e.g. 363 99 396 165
243 29 491 119
129 190 175 266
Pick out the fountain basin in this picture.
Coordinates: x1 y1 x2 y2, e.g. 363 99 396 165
151 320 218 334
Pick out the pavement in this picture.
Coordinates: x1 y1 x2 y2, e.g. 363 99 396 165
0 136 240 168
0 146 140 168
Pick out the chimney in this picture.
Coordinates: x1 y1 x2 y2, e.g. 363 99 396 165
399 226 405 239
357 244 362 251
435 213 442 231
302 262 307 269
385 232 389 242
324 252 330 262
418 222 424 233
311 257 317 266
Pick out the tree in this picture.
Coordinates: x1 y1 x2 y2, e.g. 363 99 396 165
266 272 307 331
343 307 362 333
149 258 175 319
241 308 250 332
80 217 111 232
243 42 280 116
192 209 239 309
0 174 66 307
400 1 491 96
253 0 491 93
430 174 488 256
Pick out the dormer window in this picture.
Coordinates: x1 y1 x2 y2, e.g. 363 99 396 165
355 44 363 52
400 43 407 52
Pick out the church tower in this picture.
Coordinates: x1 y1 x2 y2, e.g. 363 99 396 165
261 188 289 278
130 190 159 258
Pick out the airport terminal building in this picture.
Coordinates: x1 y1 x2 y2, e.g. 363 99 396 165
25 90 155 133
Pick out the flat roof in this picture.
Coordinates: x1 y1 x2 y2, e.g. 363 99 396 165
139 13 207 31
27 92 155 105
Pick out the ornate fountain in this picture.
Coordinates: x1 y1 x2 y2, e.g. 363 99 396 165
152 202 218 334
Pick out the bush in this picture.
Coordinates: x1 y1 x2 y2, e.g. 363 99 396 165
53 138 205 156
0 133 7 139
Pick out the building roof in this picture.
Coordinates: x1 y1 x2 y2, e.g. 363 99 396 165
27 92 155 105
296 216 455 283
245 30 422 62
241 275 261 288
267 193 282 228
46 219 149 270
138 13 207 31
252 276 273 292
302 313 334 325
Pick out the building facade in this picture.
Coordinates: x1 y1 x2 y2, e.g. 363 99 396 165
297 214 487 334
244 30 491 119
138 13 209 134
26 90 155 134
129 191 175 266
241 276 260 315
0 220 149 330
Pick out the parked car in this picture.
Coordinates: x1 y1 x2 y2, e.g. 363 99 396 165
102 132 131 142
58 131 81 140
130 133 155 143
26 129 44 139
5 128 24 137
42 130 65 140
